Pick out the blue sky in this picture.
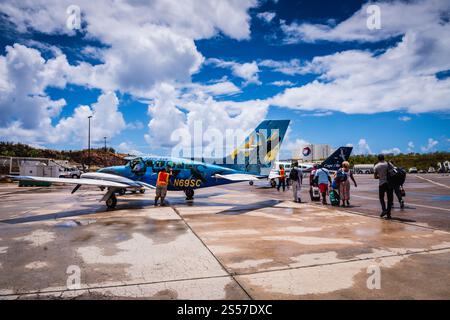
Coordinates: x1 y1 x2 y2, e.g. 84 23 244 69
0 0 449 157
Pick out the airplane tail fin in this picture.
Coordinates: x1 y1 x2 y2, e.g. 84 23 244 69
221 120 290 174
320 146 353 171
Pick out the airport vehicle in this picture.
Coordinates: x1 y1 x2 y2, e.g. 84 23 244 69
8 120 289 209
59 167 83 179
428 167 436 173
267 161 292 188
409 167 418 173
353 164 374 174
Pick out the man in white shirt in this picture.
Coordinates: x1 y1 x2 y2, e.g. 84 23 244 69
314 165 331 205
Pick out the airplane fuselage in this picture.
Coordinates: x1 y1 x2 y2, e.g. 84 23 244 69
98 156 251 191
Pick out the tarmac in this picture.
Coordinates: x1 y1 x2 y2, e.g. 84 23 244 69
0 173 449 299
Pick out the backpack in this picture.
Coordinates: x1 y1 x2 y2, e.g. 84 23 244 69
387 162 406 186
289 168 299 181
336 169 348 183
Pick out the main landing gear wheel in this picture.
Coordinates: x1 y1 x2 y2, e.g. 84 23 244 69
139 188 146 194
270 180 276 188
249 181 254 186
118 188 126 196
184 189 194 200
106 194 117 209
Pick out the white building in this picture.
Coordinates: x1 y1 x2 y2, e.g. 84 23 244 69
296 144 333 162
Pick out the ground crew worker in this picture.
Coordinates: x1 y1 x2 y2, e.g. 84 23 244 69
277 164 286 192
155 166 170 206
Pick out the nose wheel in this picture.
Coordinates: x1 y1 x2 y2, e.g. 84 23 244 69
184 189 194 200
106 194 117 209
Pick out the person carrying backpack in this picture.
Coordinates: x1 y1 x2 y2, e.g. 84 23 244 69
289 162 303 203
336 161 357 207
387 161 406 209
374 154 393 219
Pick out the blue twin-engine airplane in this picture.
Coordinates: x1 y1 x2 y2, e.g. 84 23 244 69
9 120 353 209
10 120 291 209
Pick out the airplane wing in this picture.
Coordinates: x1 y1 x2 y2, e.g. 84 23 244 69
268 172 281 180
213 173 261 181
9 175 129 188
7 172 155 189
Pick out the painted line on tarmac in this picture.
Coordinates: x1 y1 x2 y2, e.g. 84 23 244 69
414 175 450 189
351 194 450 213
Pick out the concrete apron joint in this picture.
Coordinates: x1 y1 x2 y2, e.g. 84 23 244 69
170 205 254 300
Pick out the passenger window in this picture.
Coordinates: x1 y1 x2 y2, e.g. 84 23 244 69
130 158 146 175
176 162 184 169
145 160 153 167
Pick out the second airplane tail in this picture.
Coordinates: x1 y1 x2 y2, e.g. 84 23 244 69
320 146 353 171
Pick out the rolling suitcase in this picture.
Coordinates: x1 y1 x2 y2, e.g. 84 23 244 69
310 186 321 201
330 189 340 206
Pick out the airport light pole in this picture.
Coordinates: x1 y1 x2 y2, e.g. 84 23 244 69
104 136 107 167
88 115 93 169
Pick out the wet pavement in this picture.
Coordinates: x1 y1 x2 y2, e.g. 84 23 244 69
0 173 449 299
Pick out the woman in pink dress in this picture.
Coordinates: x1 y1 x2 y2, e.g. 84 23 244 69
339 161 357 207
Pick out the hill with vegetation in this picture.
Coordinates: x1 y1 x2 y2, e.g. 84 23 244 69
349 152 450 170
0 142 127 168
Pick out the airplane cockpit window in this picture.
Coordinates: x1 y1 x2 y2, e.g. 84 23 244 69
130 158 146 175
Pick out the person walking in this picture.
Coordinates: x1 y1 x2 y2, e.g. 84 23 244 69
337 161 357 207
277 164 286 192
289 162 303 202
388 161 405 209
374 154 393 219
155 166 170 206
314 165 331 205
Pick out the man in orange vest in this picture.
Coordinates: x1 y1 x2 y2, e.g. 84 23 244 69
277 164 286 192
155 166 170 206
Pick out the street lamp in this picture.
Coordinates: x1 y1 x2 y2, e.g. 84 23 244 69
88 115 93 169
103 136 107 167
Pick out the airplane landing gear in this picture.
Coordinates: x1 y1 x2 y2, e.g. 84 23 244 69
184 189 194 200
106 194 117 209
270 179 276 188
249 181 254 186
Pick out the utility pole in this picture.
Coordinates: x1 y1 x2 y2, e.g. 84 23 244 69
88 115 92 170
104 136 107 167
